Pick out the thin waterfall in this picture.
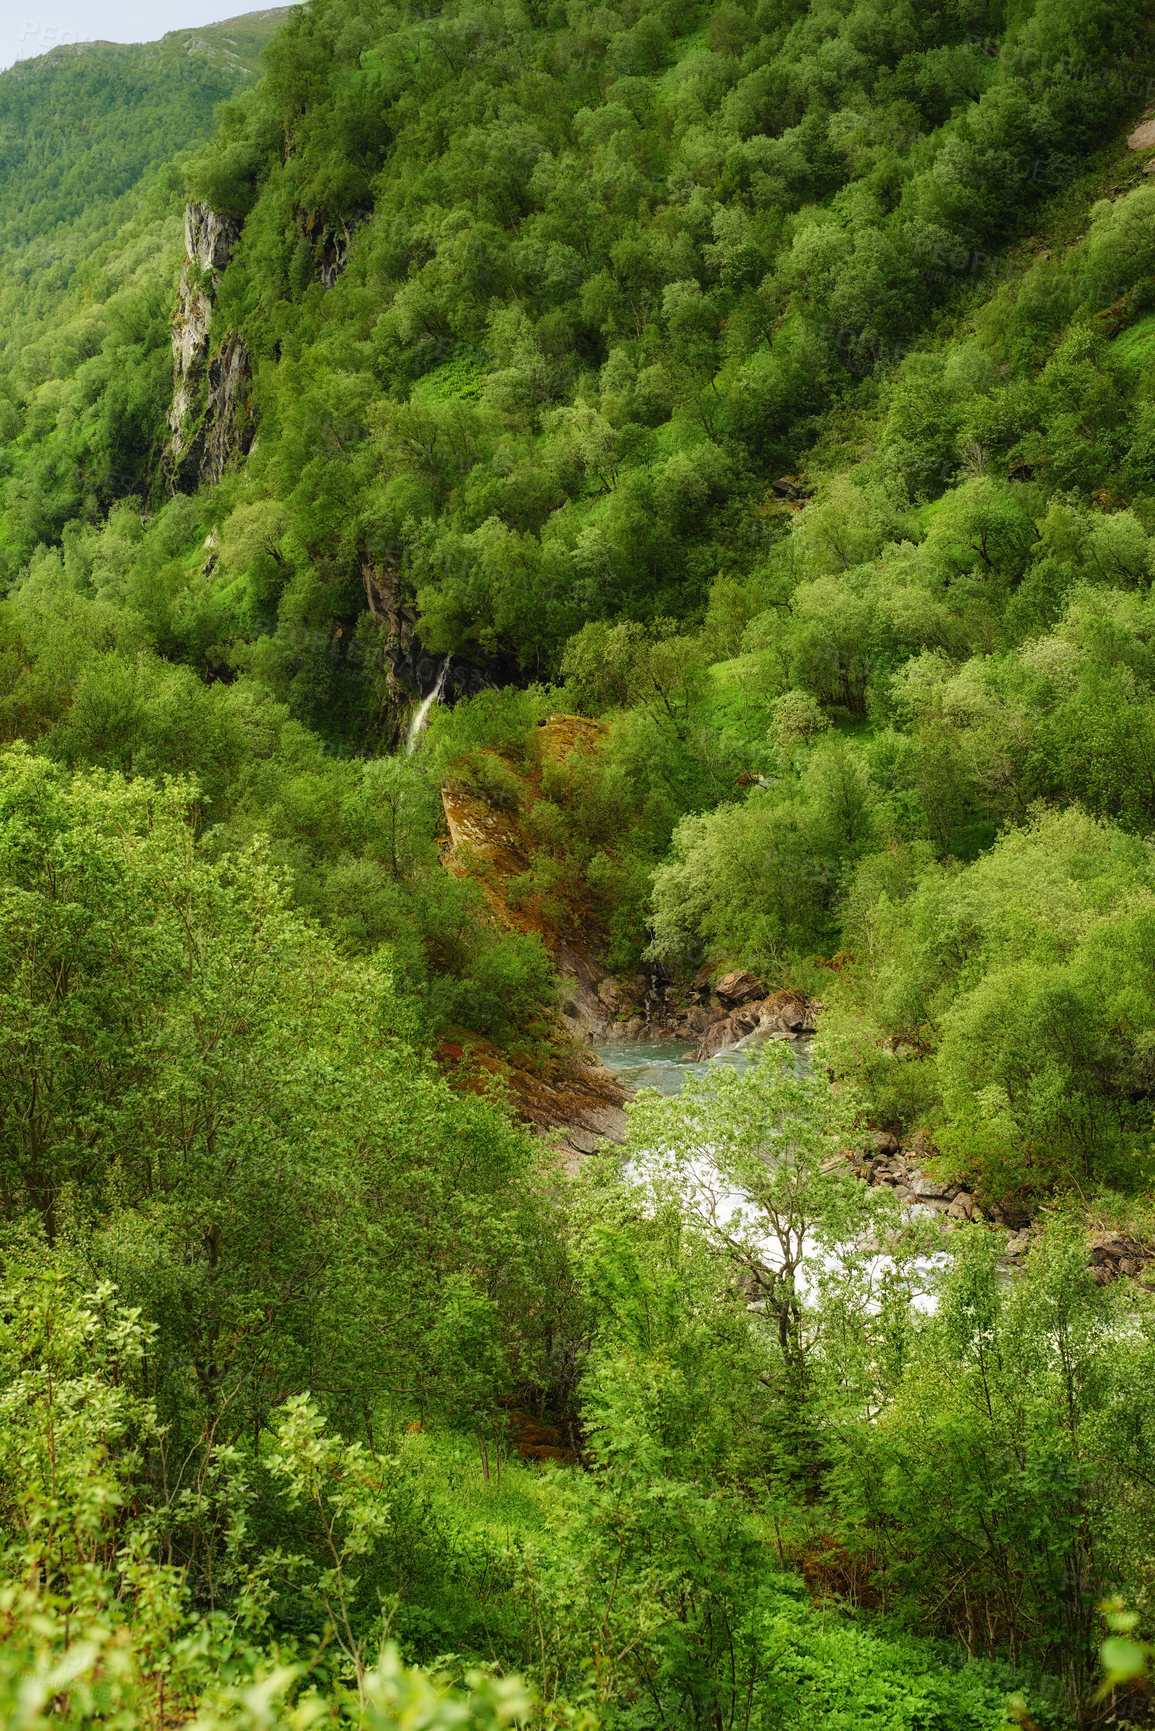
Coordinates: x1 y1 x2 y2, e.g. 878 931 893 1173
405 655 451 754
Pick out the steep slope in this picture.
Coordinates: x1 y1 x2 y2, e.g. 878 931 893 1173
0 10 288 558
4 0 1155 1200
0 10 287 243
5 0 1148 666
5 9 1155 1721
164 0 1147 711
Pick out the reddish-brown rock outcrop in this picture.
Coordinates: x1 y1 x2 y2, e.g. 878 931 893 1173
435 1031 627 1167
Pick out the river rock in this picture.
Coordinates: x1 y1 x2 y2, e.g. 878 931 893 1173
1089 1232 1152 1282
946 1192 979 1221
905 1129 939 1162
714 969 766 1006
695 989 818 1059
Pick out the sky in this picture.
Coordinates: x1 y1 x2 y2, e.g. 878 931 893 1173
0 3 246 72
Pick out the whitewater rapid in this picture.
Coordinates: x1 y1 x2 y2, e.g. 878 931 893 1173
592 1037 949 1315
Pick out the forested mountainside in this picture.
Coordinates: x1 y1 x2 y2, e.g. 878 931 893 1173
4 0 1155 1724
0 11 287 423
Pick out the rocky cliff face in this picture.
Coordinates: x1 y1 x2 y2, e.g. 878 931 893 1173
165 201 254 491
435 715 637 1156
299 206 372 290
434 720 827 1161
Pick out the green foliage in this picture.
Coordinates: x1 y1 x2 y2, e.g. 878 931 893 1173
0 36 251 264
489 1062 1050 1729
7 0 1155 1722
0 749 557 1456
0 959 1087 1730
649 731 879 972
824 806 1155 1197
0 21 280 564
830 1222 1155 1713
0 1270 530 1725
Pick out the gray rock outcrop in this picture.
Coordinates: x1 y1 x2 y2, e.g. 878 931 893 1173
165 201 254 490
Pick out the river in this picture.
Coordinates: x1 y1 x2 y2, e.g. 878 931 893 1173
591 1035 948 1314
590 1037 767 1096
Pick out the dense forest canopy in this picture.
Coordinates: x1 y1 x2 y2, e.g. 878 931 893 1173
3 0 1155 1722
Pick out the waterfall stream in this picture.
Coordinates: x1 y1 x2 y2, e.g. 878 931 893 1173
405 656 451 755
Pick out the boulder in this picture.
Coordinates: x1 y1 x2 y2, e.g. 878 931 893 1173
946 1192 977 1221
689 962 716 999
911 1177 954 1201
1090 1233 1151 1280
770 475 807 500
713 969 765 1006
695 989 818 1058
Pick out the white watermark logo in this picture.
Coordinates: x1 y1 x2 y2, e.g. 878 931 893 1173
17 19 80 53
